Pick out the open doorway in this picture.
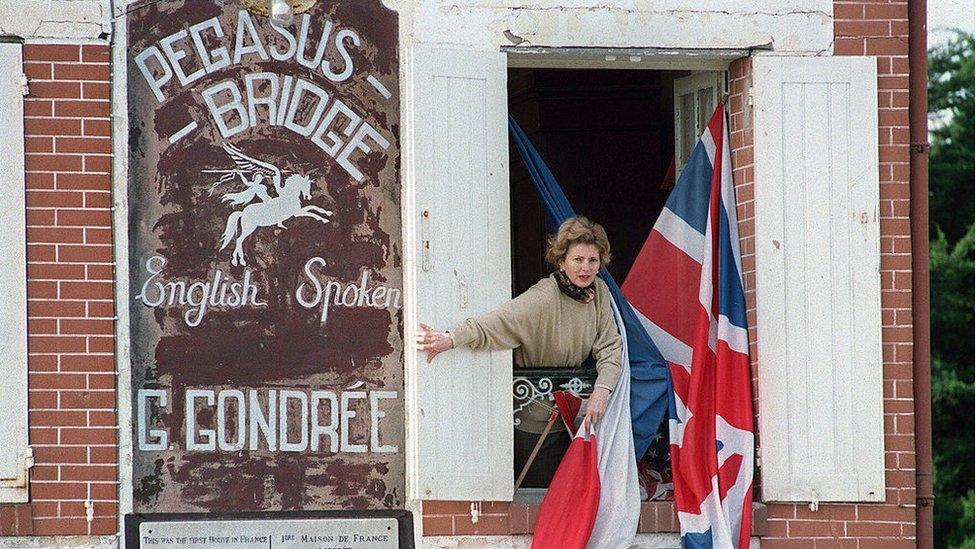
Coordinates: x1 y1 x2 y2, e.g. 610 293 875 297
507 66 723 497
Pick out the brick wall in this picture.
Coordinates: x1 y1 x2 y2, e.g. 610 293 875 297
0 43 117 537
727 2 917 547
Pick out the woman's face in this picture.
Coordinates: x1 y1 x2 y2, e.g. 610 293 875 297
559 243 601 288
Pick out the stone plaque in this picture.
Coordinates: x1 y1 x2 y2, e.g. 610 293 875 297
126 0 402 512
139 518 398 549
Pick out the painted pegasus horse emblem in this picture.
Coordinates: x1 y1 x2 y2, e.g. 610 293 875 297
208 143 333 266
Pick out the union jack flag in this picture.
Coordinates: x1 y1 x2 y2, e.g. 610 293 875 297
622 102 755 548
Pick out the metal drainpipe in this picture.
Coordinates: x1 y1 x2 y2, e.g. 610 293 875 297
908 0 934 547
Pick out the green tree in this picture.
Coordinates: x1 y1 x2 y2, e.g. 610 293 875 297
928 30 975 549
929 31 974 244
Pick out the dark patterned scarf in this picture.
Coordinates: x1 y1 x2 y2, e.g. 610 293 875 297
554 269 596 304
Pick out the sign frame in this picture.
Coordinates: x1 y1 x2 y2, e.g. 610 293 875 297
124 511 415 549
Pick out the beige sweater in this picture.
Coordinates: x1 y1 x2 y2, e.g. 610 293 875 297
451 274 623 391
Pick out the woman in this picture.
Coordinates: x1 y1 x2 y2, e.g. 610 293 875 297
416 216 622 487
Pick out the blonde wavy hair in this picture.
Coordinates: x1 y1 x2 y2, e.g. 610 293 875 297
545 216 611 268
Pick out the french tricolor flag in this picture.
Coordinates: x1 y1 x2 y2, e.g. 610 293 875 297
622 102 755 548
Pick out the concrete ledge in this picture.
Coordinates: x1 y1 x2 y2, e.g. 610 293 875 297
0 0 109 42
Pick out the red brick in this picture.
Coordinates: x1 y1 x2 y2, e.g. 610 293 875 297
32 444 88 462
28 355 58 372
83 118 111 137
86 263 114 280
813 539 857 549
26 136 54 153
54 354 115 372
833 4 863 20
794 505 856 521
85 192 113 209
54 100 110 118
90 516 119 535
56 137 111 154
57 209 112 227
453 513 509 535
61 465 116 482
835 20 889 37
85 227 114 244
423 501 470 515
59 281 113 299
27 318 57 334
57 173 109 190
761 539 813 548
28 391 58 410
88 410 117 426
59 318 114 335
88 483 117 500
27 279 57 298
25 44 81 62
26 172 56 189
84 155 112 173
30 81 81 99
88 337 114 353
24 100 54 118
26 153 83 172
54 63 111 81
58 244 113 263
59 392 116 412
24 61 53 80
857 504 914 522
83 82 111 100
34 517 90 535
846 520 902 537
422 515 453 536
89 445 118 464
885 434 914 452
28 299 86 317
82 45 110 63
27 244 58 262
87 374 116 390
27 117 82 136
30 465 59 482
30 372 86 390
30 481 87 500
27 226 84 244
86 301 116 318
26 190 84 208
864 4 908 20
29 335 86 353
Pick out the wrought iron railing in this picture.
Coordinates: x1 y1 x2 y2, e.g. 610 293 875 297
511 368 597 426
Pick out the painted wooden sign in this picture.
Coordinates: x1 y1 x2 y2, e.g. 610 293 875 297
126 0 402 512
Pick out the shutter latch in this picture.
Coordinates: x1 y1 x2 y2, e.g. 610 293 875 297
421 209 431 272
809 489 820 512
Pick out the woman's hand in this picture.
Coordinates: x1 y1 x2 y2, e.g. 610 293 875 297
583 386 610 429
415 323 454 363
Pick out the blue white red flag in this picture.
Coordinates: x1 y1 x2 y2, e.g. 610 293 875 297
622 102 755 548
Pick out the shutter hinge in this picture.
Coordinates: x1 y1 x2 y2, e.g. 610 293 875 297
809 489 820 512
469 501 481 524
0 447 34 489
19 73 29 96
754 446 761 468
747 85 754 106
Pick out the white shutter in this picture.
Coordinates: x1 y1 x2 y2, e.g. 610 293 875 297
0 42 30 503
674 71 724 179
410 46 513 501
753 56 884 502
